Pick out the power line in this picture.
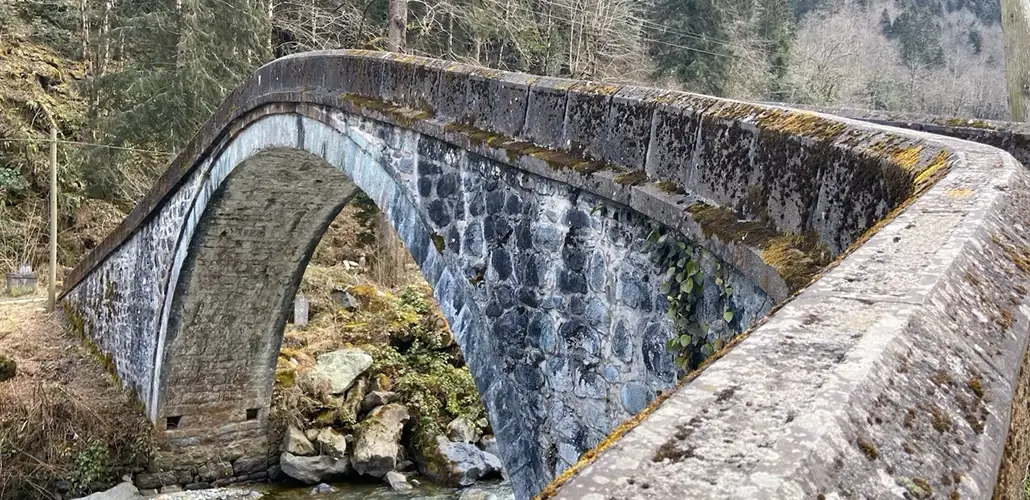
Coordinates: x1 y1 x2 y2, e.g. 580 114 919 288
0 137 173 155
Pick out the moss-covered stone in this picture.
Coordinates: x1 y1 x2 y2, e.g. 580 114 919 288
0 354 16 382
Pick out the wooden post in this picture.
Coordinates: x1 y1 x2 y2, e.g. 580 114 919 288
1002 0 1030 121
386 0 406 52
47 112 58 312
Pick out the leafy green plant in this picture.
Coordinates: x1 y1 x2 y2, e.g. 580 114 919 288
68 438 110 492
646 225 736 370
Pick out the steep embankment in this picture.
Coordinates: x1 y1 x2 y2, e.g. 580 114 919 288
0 34 125 274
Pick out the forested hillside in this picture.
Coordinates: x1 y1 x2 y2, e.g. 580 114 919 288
0 0 1013 271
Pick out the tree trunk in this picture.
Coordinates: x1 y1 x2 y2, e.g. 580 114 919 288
446 13 452 56
1002 0 1030 121
80 0 91 73
100 0 112 75
387 0 406 52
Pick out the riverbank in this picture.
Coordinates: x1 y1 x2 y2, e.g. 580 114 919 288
81 477 513 500
0 294 151 498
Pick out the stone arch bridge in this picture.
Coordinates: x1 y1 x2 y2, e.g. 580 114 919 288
62 50 1030 499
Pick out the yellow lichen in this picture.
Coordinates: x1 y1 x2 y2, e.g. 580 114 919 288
913 151 952 186
759 233 832 293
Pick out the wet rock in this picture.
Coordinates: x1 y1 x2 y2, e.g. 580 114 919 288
361 391 400 412
281 426 316 456
384 470 413 491
0 355 15 382
313 427 347 458
477 435 500 457
76 481 138 500
351 404 410 477
419 435 503 487
184 482 210 490
446 417 478 444
309 483 337 494
306 348 373 394
279 452 349 485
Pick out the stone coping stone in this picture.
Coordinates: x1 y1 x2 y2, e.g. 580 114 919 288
547 139 1030 499
780 103 1030 167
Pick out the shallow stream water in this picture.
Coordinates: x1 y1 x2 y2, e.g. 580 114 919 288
253 480 514 500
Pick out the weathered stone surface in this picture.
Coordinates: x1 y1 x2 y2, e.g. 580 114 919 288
384 470 413 491
341 376 367 420
135 472 177 490
306 348 373 395
421 435 503 487
230 456 267 476
361 390 400 412
446 417 478 444
196 461 232 482
351 404 410 477
280 426 315 456
329 288 359 311
279 452 349 484
158 485 182 494
313 427 347 458
478 435 500 457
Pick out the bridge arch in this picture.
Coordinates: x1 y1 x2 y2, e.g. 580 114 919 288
120 104 772 497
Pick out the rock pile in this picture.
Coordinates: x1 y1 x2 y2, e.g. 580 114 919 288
278 348 504 490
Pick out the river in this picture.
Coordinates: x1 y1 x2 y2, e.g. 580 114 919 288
253 480 514 500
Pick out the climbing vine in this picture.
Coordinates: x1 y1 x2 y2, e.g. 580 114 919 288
645 225 736 370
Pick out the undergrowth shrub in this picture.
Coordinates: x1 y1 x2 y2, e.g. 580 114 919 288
0 383 151 498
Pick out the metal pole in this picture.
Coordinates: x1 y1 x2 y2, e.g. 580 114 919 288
47 113 57 312
1002 0 1030 121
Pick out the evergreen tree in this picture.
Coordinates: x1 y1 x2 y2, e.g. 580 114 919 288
82 0 270 201
650 0 734 96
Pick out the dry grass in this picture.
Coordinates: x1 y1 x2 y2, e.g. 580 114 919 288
0 301 151 499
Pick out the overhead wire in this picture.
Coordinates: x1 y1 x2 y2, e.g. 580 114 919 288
0 137 173 156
